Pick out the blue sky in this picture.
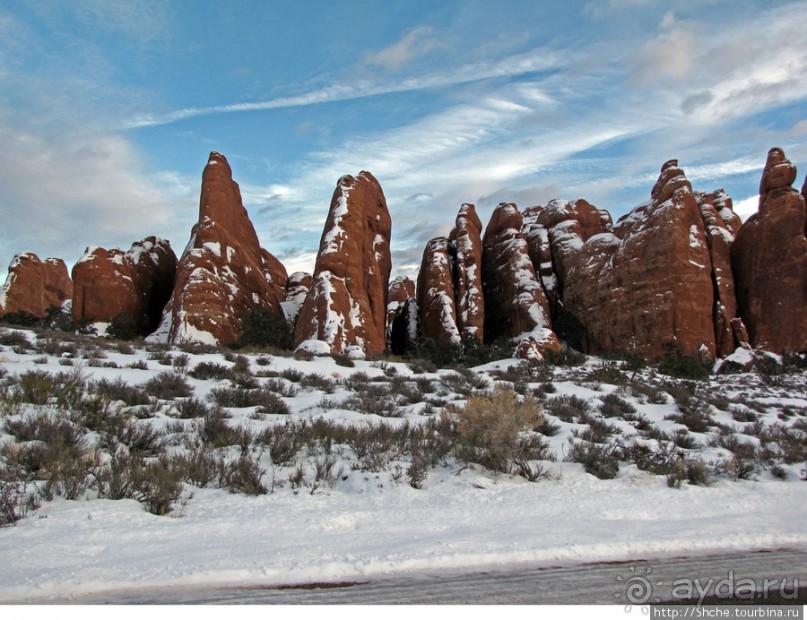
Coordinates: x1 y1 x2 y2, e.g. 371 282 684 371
1 0 806 278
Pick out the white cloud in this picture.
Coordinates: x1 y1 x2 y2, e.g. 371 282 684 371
630 12 700 85
121 1 807 280
3 1 805 282
363 26 438 71
125 47 566 128
733 195 759 222
0 122 194 266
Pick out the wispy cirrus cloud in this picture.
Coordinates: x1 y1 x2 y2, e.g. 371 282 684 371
363 26 439 71
124 47 566 128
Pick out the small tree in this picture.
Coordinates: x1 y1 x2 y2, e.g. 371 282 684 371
236 308 293 350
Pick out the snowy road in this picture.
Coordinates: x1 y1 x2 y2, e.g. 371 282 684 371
58 548 806 605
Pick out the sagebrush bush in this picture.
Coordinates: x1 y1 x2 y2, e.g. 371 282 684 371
5 411 84 447
93 377 151 406
176 444 224 488
661 456 711 488
207 385 290 414
667 398 715 434
544 348 587 367
760 423 807 464
730 404 759 423
447 386 546 475
622 439 678 477
225 354 251 374
684 458 711 486
118 420 165 457
333 353 355 368
599 392 637 418
263 378 299 398
300 373 336 393
0 329 33 350
195 408 237 447
2 413 98 501
279 368 304 383
572 416 621 444
309 454 342 494
346 427 399 472
587 364 627 386
224 451 268 495
629 380 668 404
544 394 592 422
408 358 437 374
15 369 57 405
406 452 429 489
96 451 184 515
69 395 126 441
387 376 426 405
131 455 185 515
256 422 304 465
174 397 214 419
340 383 398 417
671 428 698 449
143 371 193 400
188 361 232 381
564 440 620 479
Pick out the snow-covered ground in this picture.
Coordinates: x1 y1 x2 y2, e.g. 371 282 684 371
0 327 805 603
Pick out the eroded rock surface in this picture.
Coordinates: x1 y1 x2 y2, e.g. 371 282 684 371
153 152 287 345
449 203 485 343
417 237 460 344
482 202 560 360
0 253 72 318
731 148 807 352
561 161 718 360
386 276 418 355
72 238 177 335
294 172 391 356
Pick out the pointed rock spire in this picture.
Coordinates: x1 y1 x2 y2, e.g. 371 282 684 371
731 147 807 352
294 171 391 356
152 152 287 345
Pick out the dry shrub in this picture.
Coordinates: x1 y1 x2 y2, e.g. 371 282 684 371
448 386 546 475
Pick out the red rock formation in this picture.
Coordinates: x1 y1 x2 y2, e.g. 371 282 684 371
72 238 177 335
386 276 417 354
293 172 391 356
0 253 72 318
449 203 485 343
417 237 460 344
152 152 288 345
712 189 742 237
731 148 807 352
482 203 560 360
562 161 717 360
520 215 555 309
281 272 311 327
524 199 612 310
696 191 745 357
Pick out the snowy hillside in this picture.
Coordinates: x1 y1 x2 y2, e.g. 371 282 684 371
0 326 805 603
